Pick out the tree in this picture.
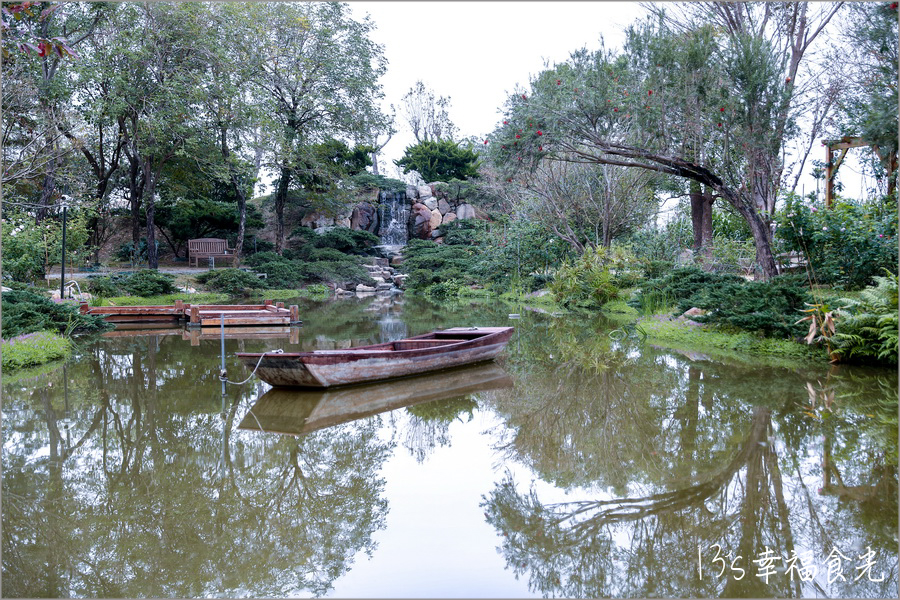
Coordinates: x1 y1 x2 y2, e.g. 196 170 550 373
508 159 659 252
395 139 480 183
399 80 458 143
247 1 389 255
492 2 844 280
154 197 263 259
834 1 898 196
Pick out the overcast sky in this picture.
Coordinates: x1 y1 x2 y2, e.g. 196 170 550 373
348 1 643 180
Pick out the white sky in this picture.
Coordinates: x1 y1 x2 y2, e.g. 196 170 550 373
348 1 641 180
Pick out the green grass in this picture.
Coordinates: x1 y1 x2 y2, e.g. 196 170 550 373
600 298 639 316
95 292 229 306
1 330 71 371
638 317 826 365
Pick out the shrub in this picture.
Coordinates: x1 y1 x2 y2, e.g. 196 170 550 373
348 172 408 192
423 279 465 301
395 139 480 182
675 276 813 338
629 267 744 312
832 273 898 365
118 270 177 296
549 247 619 308
86 276 121 297
244 252 286 268
300 260 372 286
313 228 380 255
195 268 267 296
115 239 150 262
305 247 356 263
1 330 71 371
0 289 110 338
776 195 897 289
254 260 303 289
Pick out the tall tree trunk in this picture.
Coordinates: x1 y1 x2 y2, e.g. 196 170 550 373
141 158 159 269
220 126 247 267
689 181 715 262
273 167 291 255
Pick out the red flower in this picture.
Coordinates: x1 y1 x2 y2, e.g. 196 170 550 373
718 123 722 127
515 134 521 139
522 94 527 100
720 107 725 112
614 108 618 112
648 90 653 95
556 79 561 85
503 120 508 125
507 178 512 183
785 77 791 83
536 130 542 136
892 2 897 9
539 145 543 151
484 140 489 145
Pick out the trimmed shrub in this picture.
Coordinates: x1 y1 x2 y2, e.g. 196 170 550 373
195 268 267 296
118 270 177 296
1 289 111 338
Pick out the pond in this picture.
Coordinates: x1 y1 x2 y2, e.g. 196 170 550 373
2 295 897 598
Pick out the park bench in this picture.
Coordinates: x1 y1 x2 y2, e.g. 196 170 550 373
188 238 232 267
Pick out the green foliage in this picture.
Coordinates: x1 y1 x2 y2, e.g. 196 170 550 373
1 209 93 282
406 396 477 423
85 276 120 297
395 139 480 182
631 267 812 338
348 172 408 193
310 228 380 256
675 276 813 338
423 279 466 301
97 292 228 306
154 197 264 257
401 239 477 292
117 270 178 297
832 273 899 365
1 330 71 371
194 268 266 296
549 247 620 308
0 289 111 338
776 194 898 289
246 241 372 289
115 239 150 263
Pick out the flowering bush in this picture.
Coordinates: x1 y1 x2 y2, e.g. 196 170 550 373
776 194 897 289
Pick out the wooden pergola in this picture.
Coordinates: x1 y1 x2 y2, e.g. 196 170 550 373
823 135 898 208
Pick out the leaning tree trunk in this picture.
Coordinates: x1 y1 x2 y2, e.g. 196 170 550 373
141 158 159 270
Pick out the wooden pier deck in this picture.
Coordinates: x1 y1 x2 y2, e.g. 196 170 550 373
82 299 301 327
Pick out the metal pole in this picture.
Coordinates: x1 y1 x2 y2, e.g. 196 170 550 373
60 205 67 298
221 312 227 398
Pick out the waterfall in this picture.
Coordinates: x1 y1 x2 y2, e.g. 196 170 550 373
376 190 409 250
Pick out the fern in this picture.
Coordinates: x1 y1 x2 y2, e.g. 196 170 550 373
832 273 898 365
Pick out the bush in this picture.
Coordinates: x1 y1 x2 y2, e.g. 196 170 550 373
300 260 372 286
118 270 177 296
195 268 267 296
776 195 897 289
631 268 813 338
1 289 111 338
348 172 408 192
115 239 150 262
312 228 380 255
86 276 121 297
549 247 619 308
675 276 812 338
832 273 898 365
395 139 480 182
254 260 303 289
423 279 465 301
1 330 71 371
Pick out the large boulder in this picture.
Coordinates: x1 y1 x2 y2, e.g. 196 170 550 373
406 185 419 199
411 202 433 239
350 202 378 232
429 208 443 230
456 203 476 220
438 198 451 215
423 197 437 211
417 185 433 200
443 212 457 225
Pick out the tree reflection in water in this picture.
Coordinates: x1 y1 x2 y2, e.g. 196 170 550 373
2 334 393 598
481 318 898 598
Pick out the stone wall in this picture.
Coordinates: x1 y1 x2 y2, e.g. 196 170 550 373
406 183 479 244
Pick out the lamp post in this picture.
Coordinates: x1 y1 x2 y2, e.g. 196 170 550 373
60 200 68 299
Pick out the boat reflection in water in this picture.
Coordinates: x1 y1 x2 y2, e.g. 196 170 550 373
239 362 513 436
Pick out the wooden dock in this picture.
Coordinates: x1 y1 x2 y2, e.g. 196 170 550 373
82 299 301 327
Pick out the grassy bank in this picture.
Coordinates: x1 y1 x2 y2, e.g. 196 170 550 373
93 292 229 306
1 331 71 372
637 317 827 367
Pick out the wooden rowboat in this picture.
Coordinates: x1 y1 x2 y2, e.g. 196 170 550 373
236 326 514 388
238 361 514 436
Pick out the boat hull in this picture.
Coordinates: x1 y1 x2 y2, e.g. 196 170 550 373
237 327 514 388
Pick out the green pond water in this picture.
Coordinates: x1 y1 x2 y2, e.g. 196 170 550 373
2 295 897 598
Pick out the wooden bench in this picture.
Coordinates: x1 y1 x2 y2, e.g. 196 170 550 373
188 238 232 267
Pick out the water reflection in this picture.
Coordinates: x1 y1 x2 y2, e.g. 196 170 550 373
239 362 513 436
2 297 896 598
